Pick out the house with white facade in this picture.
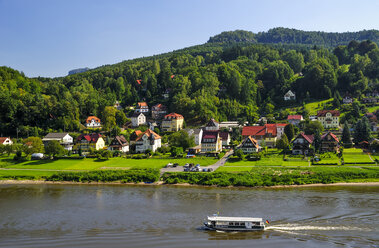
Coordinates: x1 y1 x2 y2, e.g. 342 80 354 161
109 135 129 153
42 133 73 150
284 90 296 101
135 102 149 113
85 116 101 128
287 115 303 126
0 137 13 145
131 112 146 127
135 129 161 153
204 118 220 131
239 136 259 154
194 128 203 145
317 110 340 129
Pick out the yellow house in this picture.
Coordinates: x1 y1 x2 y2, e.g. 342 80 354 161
317 110 340 129
161 113 184 132
74 133 105 153
201 131 222 153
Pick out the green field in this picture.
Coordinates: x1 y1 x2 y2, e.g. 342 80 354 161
343 148 374 164
0 156 216 171
366 105 379 113
304 98 334 115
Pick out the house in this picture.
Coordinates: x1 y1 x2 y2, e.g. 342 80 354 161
135 129 161 153
75 133 105 153
321 132 339 152
365 113 378 131
135 102 149 113
362 98 378 104
151 104 167 120
108 135 129 153
219 131 231 147
287 115 303 126
242 123 287 148
284 90 296 101
366 91 379 98
239 136 259 154
201 131 222 153
129 130 142 145
204 118 219 131
131 112 146 127
193 128 203 145
114 101 123 111
291 132 314 155
161 113 184 132
342 96 353 104
0 137 13 145
85 116 101 128
317 110 340 129
219 121 241 129
42 133 73 151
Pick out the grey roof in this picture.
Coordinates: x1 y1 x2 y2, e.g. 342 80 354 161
43 133 69 139
132 112 145 118
193 128 203 135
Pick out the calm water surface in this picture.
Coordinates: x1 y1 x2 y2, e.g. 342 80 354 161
0 184 378 248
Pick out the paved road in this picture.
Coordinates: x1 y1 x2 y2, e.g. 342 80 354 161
160 150 233 174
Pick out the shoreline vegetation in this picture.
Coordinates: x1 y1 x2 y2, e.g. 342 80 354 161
1 167 378 188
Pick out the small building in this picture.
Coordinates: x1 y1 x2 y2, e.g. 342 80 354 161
85 116 101 128
219 121 241 129
161 113 184 132
194 128 203 145
287 115 303 126
135 102 149 113
42 133 73 151
284 90 296 101
201 131 222 153
239 136 259 154
291 132 314 155
204 118 219 131
131 112 146 127
0 137 13 146
114 101 123 111
151 104 167 120
75 133 105 153
108 135 129 153
135 129 161 153
342 96 353 104
219 131 231 148
317 110 340 129
362 98 378 104
321 132 339 153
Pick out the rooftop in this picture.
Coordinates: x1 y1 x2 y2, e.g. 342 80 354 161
207 216 263 222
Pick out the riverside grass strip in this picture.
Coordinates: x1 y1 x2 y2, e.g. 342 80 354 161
162 167 379 187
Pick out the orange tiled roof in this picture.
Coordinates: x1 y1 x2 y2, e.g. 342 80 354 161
164 113 184 119
86 116 101 123
135 129 161 141
137 102 148 107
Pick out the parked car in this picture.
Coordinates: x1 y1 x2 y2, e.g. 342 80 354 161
164 163 173 168
173 163 179 167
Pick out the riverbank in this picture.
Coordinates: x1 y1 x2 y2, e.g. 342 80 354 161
1 179 379 188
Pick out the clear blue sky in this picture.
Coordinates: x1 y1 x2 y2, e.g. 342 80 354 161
0 0 378 78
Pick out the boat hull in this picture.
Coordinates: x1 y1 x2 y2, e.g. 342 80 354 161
204 223 264 232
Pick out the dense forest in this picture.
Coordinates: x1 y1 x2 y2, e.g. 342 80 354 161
208 28 379 47
1 28 379 137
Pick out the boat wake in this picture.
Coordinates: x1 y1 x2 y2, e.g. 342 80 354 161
266 224 371 232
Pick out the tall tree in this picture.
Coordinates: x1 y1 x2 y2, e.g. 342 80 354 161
284 124 295 141
341 121 352 145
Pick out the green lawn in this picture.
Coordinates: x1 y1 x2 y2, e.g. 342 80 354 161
343 148 374 164
304 98 334 115
367 105 379 113
0 169 56 179
0 156 217 171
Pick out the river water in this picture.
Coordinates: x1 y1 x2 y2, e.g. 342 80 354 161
0 184 378 248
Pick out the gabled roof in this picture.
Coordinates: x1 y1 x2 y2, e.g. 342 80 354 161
112 135 129 146
287 115 303 120
206 118 219 127
86 116 100 123
137 102 148 107
321 132 339 142
317 110 340 117
293 132 314 144
43 133 70 139
77 133 102 143
202 130 219 143
132 112 145 118
135 129 161 141
284 90 295 96
152 104 167 111
0 137 11 143
164 113 184 119
241 136 259 148
242 124 287 137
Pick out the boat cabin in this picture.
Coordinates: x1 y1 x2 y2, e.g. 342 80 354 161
204 216 265 231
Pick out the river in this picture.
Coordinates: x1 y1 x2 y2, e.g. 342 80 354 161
0 184 378 248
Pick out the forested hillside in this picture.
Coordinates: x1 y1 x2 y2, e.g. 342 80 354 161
208 28 379 47
1 30 379 137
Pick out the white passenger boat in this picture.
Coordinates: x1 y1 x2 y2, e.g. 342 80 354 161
203 216 265 231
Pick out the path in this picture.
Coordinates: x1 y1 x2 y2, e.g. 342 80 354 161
160 150 234 174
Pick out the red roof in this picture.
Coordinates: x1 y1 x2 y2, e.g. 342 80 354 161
287 115 303 120
152 103 167 111
164 113 184 119
321 132 339 142
86 116 100 123
0 137 11 144
293 132 314 144
219 131 229 140
242 124 287 137
317 110 340 117
202 130 219 142
137 102 148 107
135 129 161 141
77 133 102 143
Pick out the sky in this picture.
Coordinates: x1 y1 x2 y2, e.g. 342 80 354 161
0 0 378 78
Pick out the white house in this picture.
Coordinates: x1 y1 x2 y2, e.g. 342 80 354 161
194 128 203 145
109 135 129 153
0 137 13 145
135 102 149 113
204 118 219 131
239 136 259 154
135 129 161 153
42 133 73 150
131 112 146 127
85 116 101 128
287 115 303 126
284 90 296 101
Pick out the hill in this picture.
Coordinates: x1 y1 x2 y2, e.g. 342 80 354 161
208 28 379 47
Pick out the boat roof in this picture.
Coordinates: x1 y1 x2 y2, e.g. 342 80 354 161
207 216 263 222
